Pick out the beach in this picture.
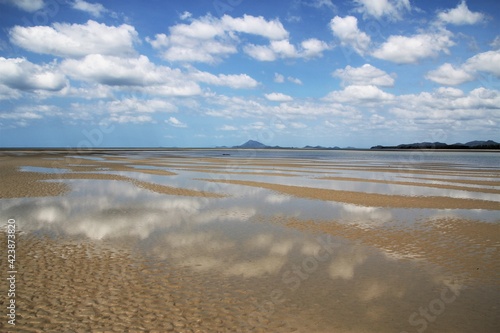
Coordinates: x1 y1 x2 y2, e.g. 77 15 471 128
0 149 499 332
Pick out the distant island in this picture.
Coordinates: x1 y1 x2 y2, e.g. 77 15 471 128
371 140 500 150
229 140 343 150
221 139 500 150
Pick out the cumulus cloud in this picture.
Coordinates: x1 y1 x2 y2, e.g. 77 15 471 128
264 92 293 102
303 0 336 10
9 20 138 58
288 76 303 85
491 36 500 50
243 44 277 61
333 64 395 87
61 54 205 96
300 38 331 58
425 50 500 86
62 54 162 86
0 57 67 92
1 0 44 12
148 13 328 63
189 70 258 89
425 63 475 85
62 54 257 93
437 1 485 25
106 98 177 114
221 14 288 40
354 0 411 21
244 38 330 61
147 14 289 64
390 87 500 131
166 117 187 128
72 0 106 17
324 85 395 104
274 73 285 83
372 30 454 64
463 50 500 77
330 16 371 55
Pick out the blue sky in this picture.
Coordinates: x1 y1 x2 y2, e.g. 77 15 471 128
0 0 499 148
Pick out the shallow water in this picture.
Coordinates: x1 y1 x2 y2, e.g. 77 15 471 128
0 150 499 332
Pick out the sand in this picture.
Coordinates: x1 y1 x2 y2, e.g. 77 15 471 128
273 216 500 284
0 154 222 199
319 176 500 194
0 150 499 332
0 233 300 332
201 179 500 210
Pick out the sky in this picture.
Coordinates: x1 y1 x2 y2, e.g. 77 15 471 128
0 0 499 148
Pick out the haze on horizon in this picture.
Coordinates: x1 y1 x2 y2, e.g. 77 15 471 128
0 0 499 148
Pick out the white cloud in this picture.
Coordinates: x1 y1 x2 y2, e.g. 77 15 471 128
0 57 67 92
390 87 500 131
221 14 288 40
301 38 331 58
244 38 329 61
108 114 153 124
274 73 285 83
425 50 500 86
270 39 298 58
72 0 106 17
64 53 255 93
304 0 336 10
372 30 454 64
219 125 238 131
147 14 288 64
288 76 303 85
333 64 395 87
106 98 177 114
491 36 500 50
265 92 293 102
330 16 371 55
62 54 161 86
1 0 44 12
463 50 500 77
190 70 258 89
437 1 485 25
243 44 277 61
61 54 202 96
244 37 330 61
354 0 411 21
166 117 187 128
324 85 395 104
425 63 474 85
9 20 138 58
180 11 192 20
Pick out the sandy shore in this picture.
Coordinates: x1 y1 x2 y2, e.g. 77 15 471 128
0 154 222 199
273 216 500 284
0 233 300 332
202 179 500 210
0 151 499 332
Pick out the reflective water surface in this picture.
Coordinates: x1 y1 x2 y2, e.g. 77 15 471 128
0 150 499 332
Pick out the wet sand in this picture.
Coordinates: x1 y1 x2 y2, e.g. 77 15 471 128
201 179 500 210
0 150 499 332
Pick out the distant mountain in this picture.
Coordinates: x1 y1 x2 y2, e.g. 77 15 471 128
371 140 500 150
465 140 500 148
303 145 341 150
233 140 268 148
